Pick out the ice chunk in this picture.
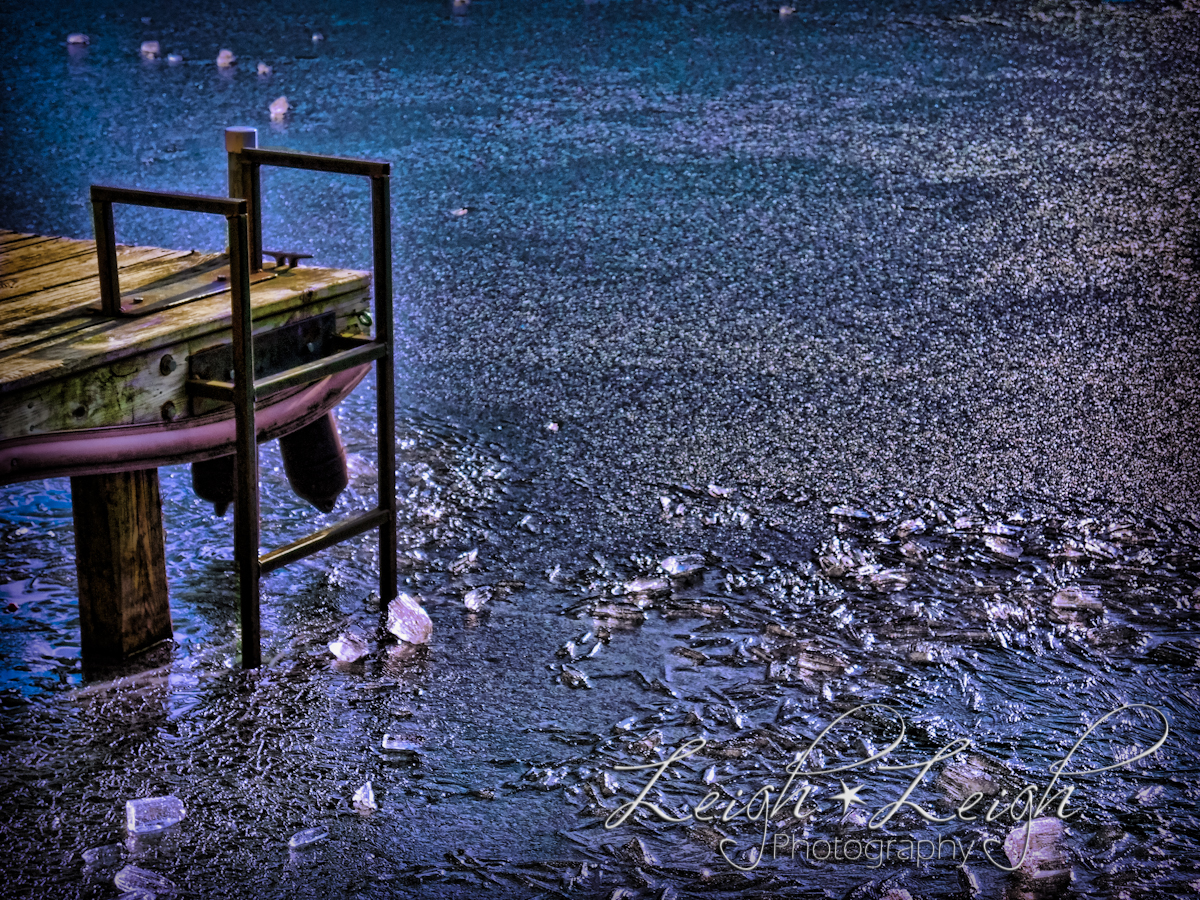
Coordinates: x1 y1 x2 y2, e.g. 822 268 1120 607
352 781 377 810
450 548 478 574
113 865 175 893
288 825 329 849
269 96 289 120
985 536 1023 561
67 33 90 45
125 795 185 833
216 48 236 67
660 554 705 577
166 54 182 64
463 586 492 611
328 632 368 662
386 593 432 645
382 735 421 752
868 569 912 592
1003 816 1067 876
256 62 271 75
81 844 124 868
559 665 590 688
624 576 669 595
139 41 160 58
707 483 732 498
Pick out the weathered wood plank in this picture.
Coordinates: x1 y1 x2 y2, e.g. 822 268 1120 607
0 231 55 248
1 266 369 390
0 291 369 437
0 235 57 255
0 244 198 305
0 237 97 275
0 251 218 360
71 468 172 663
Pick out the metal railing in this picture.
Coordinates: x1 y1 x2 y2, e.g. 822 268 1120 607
89 128 398 668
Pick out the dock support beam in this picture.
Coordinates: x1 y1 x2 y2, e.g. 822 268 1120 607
70 469 172 664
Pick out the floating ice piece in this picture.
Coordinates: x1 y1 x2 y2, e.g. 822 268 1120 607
352 781 377 810
113 865 175 893
328 632 368 662
216 48 236 67
125 795 185 833
312 32 324 41
1051 586 1102 612
624 576 669 595
779 5 795 15
463 586 491 611
450 207 469 216
67 33 90 45
984 536 1023 561
868 569 912 592
382 735 422 754
139 41 160 58
545 421 559 432
591 601 645 624
896 517 926 537
661 554 705 577
559 664 590 688
256 62 271 75
983 522 1022 537
288 825 329 849
830 505 872 520
386 593 432 645
450 548 478 574
81 844 124 868
167 53 182 63
269 96 289 120
936 754 1007 802
707 483 732 498
1003 816 1068 878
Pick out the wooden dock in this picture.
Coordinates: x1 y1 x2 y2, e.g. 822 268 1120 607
0 230 372 451
0 228 376 667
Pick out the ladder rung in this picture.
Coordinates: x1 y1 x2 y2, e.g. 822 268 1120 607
260 508 390 575
188 340 385 403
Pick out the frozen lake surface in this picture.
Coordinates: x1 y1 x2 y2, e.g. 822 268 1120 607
1 0 1198 897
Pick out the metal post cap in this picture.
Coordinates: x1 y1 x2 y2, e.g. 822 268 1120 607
225 126 258 152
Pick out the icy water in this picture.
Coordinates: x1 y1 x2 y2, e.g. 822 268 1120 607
2 0 1199 897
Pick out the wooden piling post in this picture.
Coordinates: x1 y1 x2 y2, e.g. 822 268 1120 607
70 468 172 663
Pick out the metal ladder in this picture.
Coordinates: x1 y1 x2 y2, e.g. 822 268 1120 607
90 126 398 667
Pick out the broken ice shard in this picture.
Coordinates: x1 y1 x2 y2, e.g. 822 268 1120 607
113 865 175 893
125 795 186 833
661 553 705 577
1003 816 1068 878
387 593 433 644
288 825 329 849
463 586 492 611
353 781 377 810
328 632 369 662
382 735 422 753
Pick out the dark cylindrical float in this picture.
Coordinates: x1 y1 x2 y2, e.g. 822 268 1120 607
191 453 236 516
279 412 348 513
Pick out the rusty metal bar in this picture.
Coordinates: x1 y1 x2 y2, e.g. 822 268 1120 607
90 185 245 216
91 196 120 316
240 147 390 179
89 186 246 317
225 127 261 273
371 173 398 602
227 209 261 668
187 341 386 403
259 508 390 575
